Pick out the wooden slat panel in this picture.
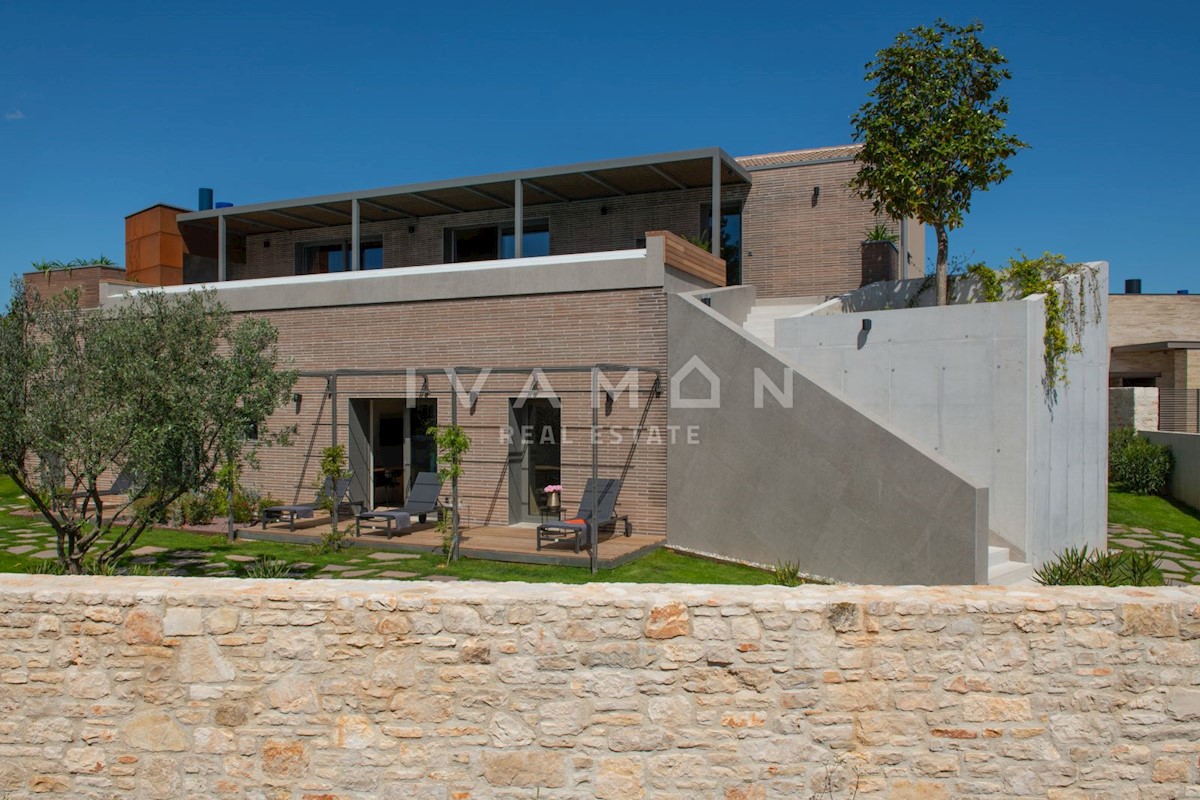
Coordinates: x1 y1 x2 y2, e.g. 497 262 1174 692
647 230 726 287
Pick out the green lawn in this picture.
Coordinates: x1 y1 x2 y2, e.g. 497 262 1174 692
1108 489 1200 585
0 477 776 585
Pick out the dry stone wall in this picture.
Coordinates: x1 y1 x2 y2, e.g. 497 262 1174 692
0 576 1197 799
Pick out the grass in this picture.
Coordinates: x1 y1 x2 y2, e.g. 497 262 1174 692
0 476 775 585
1108 488 1200 585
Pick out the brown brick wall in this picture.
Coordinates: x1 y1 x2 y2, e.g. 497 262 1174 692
740 159 900 298
22 266 128 309
1109 294 1200 349
240 288 668 536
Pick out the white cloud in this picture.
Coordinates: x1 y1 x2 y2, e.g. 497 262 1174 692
4 109 25 121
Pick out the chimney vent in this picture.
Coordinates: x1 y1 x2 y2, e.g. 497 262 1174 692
1178 290 1190 295
199 188 214 211
1125 279 1142 294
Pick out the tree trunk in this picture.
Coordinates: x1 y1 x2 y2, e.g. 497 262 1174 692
934 224 950 306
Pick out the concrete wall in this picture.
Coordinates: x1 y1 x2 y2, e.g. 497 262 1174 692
1143 430 1200 510
2 575 1197 799
667 287 988 584
1110 387 1159 430
773 266 1109 566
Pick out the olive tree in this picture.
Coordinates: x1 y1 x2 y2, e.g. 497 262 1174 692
850 19 1028 305
0 282 296 573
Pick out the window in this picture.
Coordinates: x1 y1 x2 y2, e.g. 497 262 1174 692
296 239 383 274
702 203 744 285
444 220 550 263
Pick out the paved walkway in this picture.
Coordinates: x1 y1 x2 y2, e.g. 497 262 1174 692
1108 524 1200 585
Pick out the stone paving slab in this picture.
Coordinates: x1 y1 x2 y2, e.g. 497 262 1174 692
367 552 421 561
376 570 419 579
1110 538 1146 549
6 545 35 555
130 546 168 556
320 565 353 572
30 550 58 559
226 555 257 563
423 575 460 582
340 570 378 578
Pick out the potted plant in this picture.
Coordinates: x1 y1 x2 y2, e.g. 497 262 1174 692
861 222 900 286
543 484 563 511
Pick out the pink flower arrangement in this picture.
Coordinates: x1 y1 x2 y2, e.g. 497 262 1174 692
543 484 563 494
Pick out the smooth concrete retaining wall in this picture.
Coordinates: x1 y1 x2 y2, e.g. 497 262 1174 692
1142 429 1200 510
774 265 1110 566
667 288 988 584
1111 387 1159 431
0 575 1197 799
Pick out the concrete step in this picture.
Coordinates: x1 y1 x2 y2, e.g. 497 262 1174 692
988 545 1009 568
742 302 818 348
987 556 1035 586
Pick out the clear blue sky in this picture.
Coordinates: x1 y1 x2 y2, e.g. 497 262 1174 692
1 1 1196 294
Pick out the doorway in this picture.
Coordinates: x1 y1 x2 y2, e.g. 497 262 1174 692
348 398 438 510
507 398 561 524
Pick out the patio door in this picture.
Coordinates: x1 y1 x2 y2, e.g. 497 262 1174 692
507 398 561 524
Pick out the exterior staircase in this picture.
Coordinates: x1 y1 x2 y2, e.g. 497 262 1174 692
742 299 820 348
988 545 1035 585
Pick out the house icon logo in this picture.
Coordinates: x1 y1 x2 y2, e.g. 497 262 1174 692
670 355 721 409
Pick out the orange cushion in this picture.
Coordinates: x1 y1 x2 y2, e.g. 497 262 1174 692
566 518 586 525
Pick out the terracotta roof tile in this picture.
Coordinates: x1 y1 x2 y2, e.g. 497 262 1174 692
736 144 862 168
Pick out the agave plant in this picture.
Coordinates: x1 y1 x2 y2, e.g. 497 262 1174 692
1034 545 1164 587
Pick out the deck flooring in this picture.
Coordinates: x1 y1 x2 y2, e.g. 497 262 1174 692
238 515 664 568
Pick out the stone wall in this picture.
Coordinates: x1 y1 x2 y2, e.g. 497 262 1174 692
1110 387 1160 431
4 577 1197 799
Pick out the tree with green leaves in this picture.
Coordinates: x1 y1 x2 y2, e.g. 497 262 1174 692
850 19 1028 305
0 283 297 573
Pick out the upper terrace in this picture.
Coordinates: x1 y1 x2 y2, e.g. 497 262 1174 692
175 148 752 287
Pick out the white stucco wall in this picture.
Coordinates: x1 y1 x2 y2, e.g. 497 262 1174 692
774 263 1109 566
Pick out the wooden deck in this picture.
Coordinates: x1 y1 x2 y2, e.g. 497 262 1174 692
237 516 664 569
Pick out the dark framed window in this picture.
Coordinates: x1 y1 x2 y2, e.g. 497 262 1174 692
701 203 744 285
444 220 550 263
296 239 384 274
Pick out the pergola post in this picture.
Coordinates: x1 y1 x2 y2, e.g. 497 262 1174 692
590 366 599 575
351 198 361 270
217 214 227 282
329 375 339 531
450 369 461 561
711 155 721 255
513 179 523 259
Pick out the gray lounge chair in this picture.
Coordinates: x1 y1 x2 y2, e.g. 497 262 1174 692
68 470 134 506
355 472 444 539
536 478 631 553
262 477 353 532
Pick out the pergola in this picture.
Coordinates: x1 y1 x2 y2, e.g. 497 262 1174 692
297 364 663 573
174 147 752 279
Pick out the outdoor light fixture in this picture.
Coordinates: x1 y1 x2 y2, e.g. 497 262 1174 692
263 239 270 248
812 186 821 203
600 205 609 215
861 319 872 333
293 393 302 413
407 224 416 234
420 375 430 397
700 295 712 307
469 390 479 414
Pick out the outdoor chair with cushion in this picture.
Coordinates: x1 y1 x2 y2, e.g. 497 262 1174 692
67 470 135 508
536 478 631 553
355 472 443 539
262 477 353 532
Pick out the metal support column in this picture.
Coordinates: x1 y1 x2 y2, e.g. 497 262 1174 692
590 366 599 574
450 369 461 561
513 179 524 259
711 155 721 255
217 214 227 282
351 198 361 271
329 375 339 531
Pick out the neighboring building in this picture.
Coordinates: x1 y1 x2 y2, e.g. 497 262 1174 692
30 144 1107 585
1108 280 1200 432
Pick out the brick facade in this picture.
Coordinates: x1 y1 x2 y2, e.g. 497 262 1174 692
1109 294 1200 387
241 288 668 536
22 266 130 309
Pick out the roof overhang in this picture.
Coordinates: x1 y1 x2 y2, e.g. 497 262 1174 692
1112 341 1200 353
176 147 752 235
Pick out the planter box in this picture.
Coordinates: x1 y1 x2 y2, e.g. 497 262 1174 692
861 240 899 287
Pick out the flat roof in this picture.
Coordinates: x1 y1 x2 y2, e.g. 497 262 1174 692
1111 341 1200 353
177 147 751 236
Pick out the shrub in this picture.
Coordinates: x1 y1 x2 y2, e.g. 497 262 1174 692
1109 428 1172 495
774 560 805 587
211 487 258 524
178 491 215 525
242 557 293 579
1034 545 1163 587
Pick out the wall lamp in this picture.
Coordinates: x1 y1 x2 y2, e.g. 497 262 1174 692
469 390 479 414
861 318 872 333
292 393 302 414
812 186 821 205
600 205 609 216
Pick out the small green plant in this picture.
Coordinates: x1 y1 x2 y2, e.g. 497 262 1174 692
242 556 293 579
312 523 348 555
316 445 352 512
863 222 898 243
24 559 65 575
1109 428 1173 495
179 491 216 525
1034 545 1164 587
684 233 712 252
428 424 471 564
774 560 805 586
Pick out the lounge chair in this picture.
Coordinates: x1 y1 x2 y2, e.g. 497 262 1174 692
536 478 631 553
262 477 353 532
67 470 135 508
355 472 443 539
